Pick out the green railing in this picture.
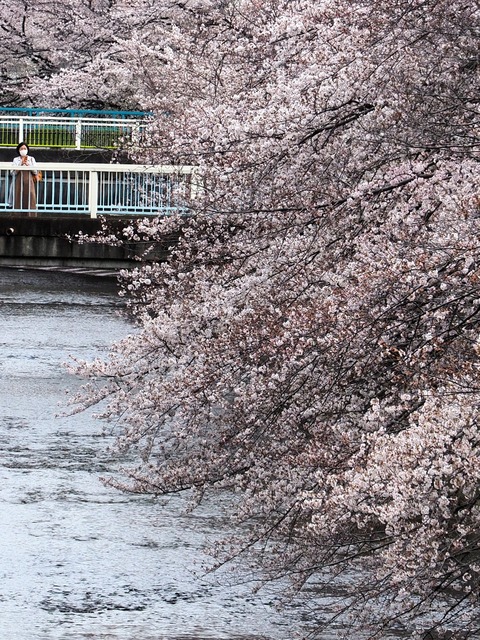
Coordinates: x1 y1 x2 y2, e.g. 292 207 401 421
0 108 151 150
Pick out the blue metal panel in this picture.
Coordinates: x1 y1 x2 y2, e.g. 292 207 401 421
0 107 152 119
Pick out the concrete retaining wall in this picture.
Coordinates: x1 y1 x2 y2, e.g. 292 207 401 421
0 215 175 268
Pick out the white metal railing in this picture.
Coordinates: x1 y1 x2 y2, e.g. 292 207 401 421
0 115 148 149
0 162 198 218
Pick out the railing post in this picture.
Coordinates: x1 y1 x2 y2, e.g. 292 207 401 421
88 170 98 218
75 119 82 150
18 118 24 143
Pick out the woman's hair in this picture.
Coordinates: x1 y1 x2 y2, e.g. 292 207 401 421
16 142 29 154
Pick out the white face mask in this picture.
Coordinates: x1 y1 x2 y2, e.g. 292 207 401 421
19 149 28 157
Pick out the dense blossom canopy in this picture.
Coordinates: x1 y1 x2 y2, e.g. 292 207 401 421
51 0 480 637
1 0 172 109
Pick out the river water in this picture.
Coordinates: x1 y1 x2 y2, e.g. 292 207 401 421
0 267 301 640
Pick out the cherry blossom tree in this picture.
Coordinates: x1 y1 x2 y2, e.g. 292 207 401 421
67 0 480 638
0 0 171 109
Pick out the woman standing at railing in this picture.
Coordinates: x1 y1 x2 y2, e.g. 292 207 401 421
10 142 38 216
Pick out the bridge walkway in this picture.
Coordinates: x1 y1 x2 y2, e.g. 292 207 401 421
0 107 151 151
0 107 189 267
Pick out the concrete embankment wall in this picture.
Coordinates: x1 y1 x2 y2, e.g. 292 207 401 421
0 216 174 269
